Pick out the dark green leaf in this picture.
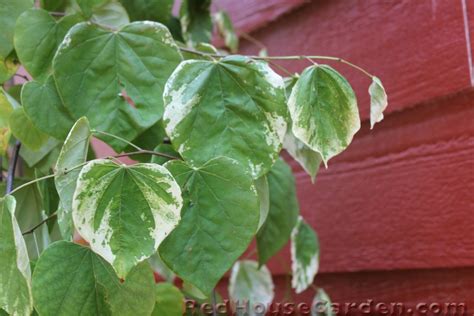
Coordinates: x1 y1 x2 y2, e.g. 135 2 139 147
53 21 182 151
180 0 212 45
119 0 174 23
32 241 156 316
288 65 360 165
73 159 182 278
163 56 288 178
255 175 269 231
257 158 299 265
160 157 259 294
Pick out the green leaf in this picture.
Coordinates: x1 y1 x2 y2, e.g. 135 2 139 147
54 117 91 240
75 0 108 17
0 0 33 59
291 216 319 294
22 75 75 140
180 42 218 61
283 76 322 182
152 283 184 316
90 1 130 29
0 52 20 84
119 0 174 23
40 0 69 12
14 9 83 80
288 65 360 166
0 89 15 155
180 0 212 45
12 182 52 260
159 157 259 294
0 195 33 316
257 158 299 265
312 288 335 316
228 260 274 316
73 159 183 278
283 130 322 183
32 241 156 316
20 137 60 168
215 11 238 53
53 21 182 151
255 175 269 231
163 56 288 178
150 143 179 165
9 107 49 151
369 76 388 129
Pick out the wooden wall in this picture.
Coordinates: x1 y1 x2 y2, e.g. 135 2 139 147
215 0 474 310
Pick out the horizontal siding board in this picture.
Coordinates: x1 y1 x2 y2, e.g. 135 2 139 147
235 0 471 118
262 91 474 275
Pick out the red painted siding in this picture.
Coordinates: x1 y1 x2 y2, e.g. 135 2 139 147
217 0 474 308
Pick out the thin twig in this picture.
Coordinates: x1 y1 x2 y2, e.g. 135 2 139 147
178 47 374 78
8 150 179 196
14 73 30 81
6 141 21 194
22 213 57 236
49 11 66 16
92 130 143 151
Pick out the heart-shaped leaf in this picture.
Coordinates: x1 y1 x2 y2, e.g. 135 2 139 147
163 56 288 178
53 21 182 150
22 76 76 140
0 0 33 60
32 241 156 316
73 159 182 278
14 9 83 80
288 65 360 165
291 216 320 294
159 157 259 294
0 195 33 316
9 107 49 151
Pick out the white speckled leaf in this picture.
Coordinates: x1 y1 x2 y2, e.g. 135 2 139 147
53 21 182 151
369 76 388 129
311 288 335 316
228 260 274 316
291 216 320 294
0 195 33 316
288 65 360 166
159 157 259 294
72 159 183 278
55 117 91 240
163 56 288 178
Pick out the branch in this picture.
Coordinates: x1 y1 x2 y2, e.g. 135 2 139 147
112 150 179 161
178 47 374 78
22 212 57 236
6 141 21 194
92 129 143 151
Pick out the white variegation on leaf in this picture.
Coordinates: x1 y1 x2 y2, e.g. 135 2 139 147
291 216 320 294
163 56 288 178
55 117 91 240
228 260 274 316
312 288 335 316
0 196 33 316
284 130 322 183
72 159 183 278
369 76 388 129
288 65 360 166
